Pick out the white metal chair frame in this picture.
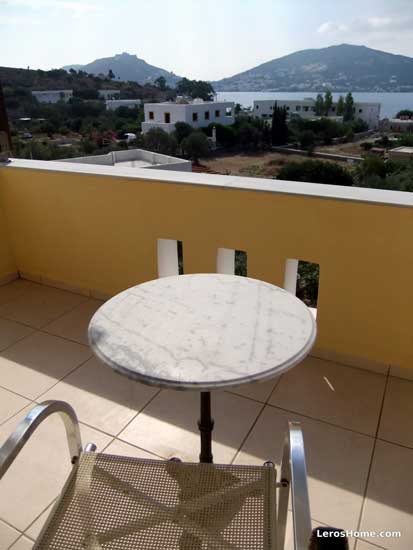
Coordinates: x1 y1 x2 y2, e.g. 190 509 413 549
0 401 313 549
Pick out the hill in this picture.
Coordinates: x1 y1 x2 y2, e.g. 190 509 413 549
63 52 182 86
0 65 170 117
214 44 413 92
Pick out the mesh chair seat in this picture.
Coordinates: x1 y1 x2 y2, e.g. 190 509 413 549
34 452 277 550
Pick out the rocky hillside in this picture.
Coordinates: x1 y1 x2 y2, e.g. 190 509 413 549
63 52 182 87
214 44 413 92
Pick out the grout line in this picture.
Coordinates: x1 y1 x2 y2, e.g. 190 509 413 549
104 437 167 460
32 354 93 403
21 498 57 543
114 388 163 439
265 402 377 440
230 402 267 465
309 353 390 378
0 516 24 535
355 368 390 536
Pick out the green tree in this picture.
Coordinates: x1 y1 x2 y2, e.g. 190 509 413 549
173 122 193 144
278 159 354 186
176 78 215 101
154 76 167 91
143 128 176 155
182 131 209 164
324 90 333 116
315 94 324 116
336 95 345 116
395 109 413 118
299 130 316 152
343 92 354 122
271 102 288 146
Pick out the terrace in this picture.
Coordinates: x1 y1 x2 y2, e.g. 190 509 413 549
0 159 412 549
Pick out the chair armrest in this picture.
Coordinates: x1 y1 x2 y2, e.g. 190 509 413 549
277 421 312 550
0 400 82 480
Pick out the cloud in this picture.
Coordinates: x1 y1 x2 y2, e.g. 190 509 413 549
318 15 413 35
0 14 40 24
0 0 98 13
317 21 348 34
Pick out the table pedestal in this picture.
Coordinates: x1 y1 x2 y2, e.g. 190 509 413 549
198 392 214 463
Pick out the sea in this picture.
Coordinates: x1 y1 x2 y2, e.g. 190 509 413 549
216 91 413 120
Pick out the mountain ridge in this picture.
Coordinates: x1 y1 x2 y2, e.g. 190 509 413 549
62 52 182 87
213 44 413 92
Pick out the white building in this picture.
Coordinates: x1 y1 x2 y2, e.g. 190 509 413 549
253 98 381 129
383 118 413 133
142 98 235 134
388 147 413 161
59 148 191 172
106 99 142 111
32 90 73 104
98 89 121 100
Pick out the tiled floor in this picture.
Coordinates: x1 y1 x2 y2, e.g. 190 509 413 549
0 279 412 549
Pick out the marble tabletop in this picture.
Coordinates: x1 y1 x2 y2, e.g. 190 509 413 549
88 274 317 391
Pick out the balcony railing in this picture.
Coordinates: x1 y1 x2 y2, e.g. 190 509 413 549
0 158 412 372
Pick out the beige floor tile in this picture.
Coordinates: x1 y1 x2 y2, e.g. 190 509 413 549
356 541 387 549
0 280 38 307
0 520 20 550
8 536 33 550
0 285 87 328
0 319 33 352
284 514 356 550
104 438 163 459
24 501 55 542
0 332 91 400
389 365 413 382
360 440 413 550
378 377 413 448
0 405 112 532
227 376 279 403
44 299 103 345
235 405 374 531
0 387 30 424
119 390 263 463
269 357 386 436
41 357 159 435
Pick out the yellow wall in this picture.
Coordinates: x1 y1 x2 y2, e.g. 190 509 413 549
1 166 412 368
0 184 16 280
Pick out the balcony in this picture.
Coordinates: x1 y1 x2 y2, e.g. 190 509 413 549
0 159 412 549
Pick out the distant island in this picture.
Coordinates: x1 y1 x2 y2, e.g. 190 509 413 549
60 45 413 93
62 52 182 88
213 44 413 92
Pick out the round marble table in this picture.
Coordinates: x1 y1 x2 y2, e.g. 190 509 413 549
88 274 317 462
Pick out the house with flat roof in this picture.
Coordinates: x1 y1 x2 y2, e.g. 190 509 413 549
388 146 413 161
253 98 381 129
142 98 235 134
384 118 413 133
98 89 121 100
31 90 73 104
106 99 142 111
59 148 191 172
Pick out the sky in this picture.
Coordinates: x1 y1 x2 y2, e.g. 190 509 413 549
0 0 413 80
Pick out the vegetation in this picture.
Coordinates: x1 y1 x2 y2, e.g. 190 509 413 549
354 155 413 191
175 78 215 101
143 128 177 155
395 109 413 118
181 131 209 163
278 159 354 186
271 102 288 145
343 92 355 122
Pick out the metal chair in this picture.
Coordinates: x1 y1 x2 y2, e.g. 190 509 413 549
0 400 314 549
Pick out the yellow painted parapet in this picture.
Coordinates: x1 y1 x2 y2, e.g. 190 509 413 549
0 161 412 369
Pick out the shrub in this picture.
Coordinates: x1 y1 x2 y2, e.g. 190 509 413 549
278 159 354 186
